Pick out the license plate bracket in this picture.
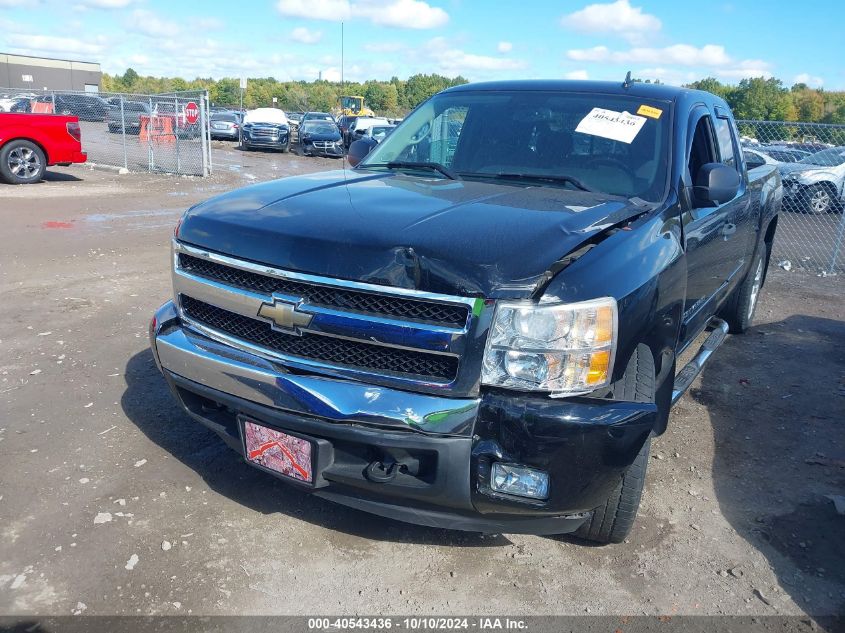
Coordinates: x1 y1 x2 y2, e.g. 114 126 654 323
239 415 329 487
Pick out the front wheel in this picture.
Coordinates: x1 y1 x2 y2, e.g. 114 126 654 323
0 140 46 184
574 345 654 544
805 184 833 215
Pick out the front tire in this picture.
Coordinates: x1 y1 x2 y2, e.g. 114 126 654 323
805 184 833 215
0 140 46 184
574 345 654 544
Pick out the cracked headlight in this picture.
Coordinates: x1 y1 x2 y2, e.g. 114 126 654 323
481 297 617 396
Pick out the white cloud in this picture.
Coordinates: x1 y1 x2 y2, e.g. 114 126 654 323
359 0 448 29
5 34 106 57
564 69 589 80
0 0 30 6
562 0 661 44
793 73 823 88
277 0 351 20
291 26 323 44
128 9 181 37
277 0 447 29
192 17 225 30
424 36 526 74
567 44 741 66
497 41 512 53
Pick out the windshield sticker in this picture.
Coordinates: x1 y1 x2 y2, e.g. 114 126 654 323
637 104 663 119
575 108 647 144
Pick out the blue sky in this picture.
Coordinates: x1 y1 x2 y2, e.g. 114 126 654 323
1 0 843 89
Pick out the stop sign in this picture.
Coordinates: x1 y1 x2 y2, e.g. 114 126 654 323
184 102 200 124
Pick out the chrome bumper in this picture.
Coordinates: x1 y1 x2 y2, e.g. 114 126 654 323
150 301 480 436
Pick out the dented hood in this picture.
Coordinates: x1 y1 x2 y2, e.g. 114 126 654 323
178 169 636 298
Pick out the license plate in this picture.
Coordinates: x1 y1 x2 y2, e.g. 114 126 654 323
241 418 313 483
212 123 226 129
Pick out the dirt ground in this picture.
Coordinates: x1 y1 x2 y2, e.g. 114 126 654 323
1 147 843 621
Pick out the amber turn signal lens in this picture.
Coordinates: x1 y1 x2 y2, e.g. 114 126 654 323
594 306 614 346
586 350 611 385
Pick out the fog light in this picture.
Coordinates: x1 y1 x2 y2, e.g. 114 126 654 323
490 463 549 500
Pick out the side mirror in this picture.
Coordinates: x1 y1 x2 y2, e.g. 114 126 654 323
693 163 741 207
347 138 377 167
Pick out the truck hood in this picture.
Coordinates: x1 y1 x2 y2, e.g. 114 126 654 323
177 169 642 298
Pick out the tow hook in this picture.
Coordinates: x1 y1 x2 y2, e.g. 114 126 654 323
365 460 403 483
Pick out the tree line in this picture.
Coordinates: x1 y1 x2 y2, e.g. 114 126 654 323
102 69 468 116
103 69 845 124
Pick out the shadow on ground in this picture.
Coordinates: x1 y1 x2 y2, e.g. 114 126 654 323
699 313 845 616
120 349 508 547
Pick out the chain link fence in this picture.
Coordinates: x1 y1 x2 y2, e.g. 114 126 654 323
0 87 212 176
738 120 845 275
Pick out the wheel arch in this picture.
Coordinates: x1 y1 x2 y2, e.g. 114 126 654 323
1 136 50 165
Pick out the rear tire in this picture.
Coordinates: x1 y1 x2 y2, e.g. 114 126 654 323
0 140 46 185
721 246 765 334
574 345 654 544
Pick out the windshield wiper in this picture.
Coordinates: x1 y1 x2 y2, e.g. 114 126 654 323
464 172 595 192
365 161 460 180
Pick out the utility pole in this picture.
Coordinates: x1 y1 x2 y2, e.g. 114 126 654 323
341 21 344 91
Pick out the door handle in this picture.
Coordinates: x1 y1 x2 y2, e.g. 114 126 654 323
722 223 736 238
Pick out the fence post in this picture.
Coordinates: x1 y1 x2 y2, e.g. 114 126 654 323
199 94 210 177
120 95 127 170
148 96 155 172
830 210 845 274
174 95 181 174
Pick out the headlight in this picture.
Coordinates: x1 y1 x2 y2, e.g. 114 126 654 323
481 297 617 396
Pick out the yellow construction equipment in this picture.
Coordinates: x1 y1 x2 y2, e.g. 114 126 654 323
337 95 374 117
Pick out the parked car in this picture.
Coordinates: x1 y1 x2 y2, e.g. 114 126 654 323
240 108 291 152
362 124 395 144
287 112 304 125
0 94 34 112
106 101 152 134
779 147 845 214
347 117 390 146
743 149 779 170
297 120 343 157
760 145 811 163
337 115 358 146
0 113 87 183
37 94 109 121
301 111 336 125
151 80 781 544
210 112 241 141
5 97 33 114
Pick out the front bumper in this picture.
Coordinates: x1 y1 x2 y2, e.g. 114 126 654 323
242 131 289 148
151 301 656 534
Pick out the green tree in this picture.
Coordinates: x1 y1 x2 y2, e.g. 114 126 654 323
122 68 139 89
729 77 796 121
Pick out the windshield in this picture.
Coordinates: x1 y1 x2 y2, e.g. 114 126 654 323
212 113 238 122
798 148 845 167
361 90 671 200
305 122 338 134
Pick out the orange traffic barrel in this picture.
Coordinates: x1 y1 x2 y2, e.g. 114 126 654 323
32 101 54 114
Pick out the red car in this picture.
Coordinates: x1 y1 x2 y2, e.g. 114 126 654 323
0 113 87 184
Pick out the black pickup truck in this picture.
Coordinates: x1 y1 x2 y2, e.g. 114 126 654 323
150 80 781 543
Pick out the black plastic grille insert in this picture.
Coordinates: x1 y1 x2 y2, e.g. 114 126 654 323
180 295 459 382
178 253 469 327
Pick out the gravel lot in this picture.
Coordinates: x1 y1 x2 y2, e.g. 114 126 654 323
1 149 843 621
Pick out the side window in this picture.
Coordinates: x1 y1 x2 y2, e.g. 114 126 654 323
687 114 717 184
713 117 738 170
743 150 765 170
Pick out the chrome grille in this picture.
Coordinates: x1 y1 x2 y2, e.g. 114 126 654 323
180 296 459 381
172 241 478 390
178 253 470 327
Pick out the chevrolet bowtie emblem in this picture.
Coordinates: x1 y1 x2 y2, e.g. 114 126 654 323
257 299 313 334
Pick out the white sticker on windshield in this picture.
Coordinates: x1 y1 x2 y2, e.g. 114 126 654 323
575 108 647 144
